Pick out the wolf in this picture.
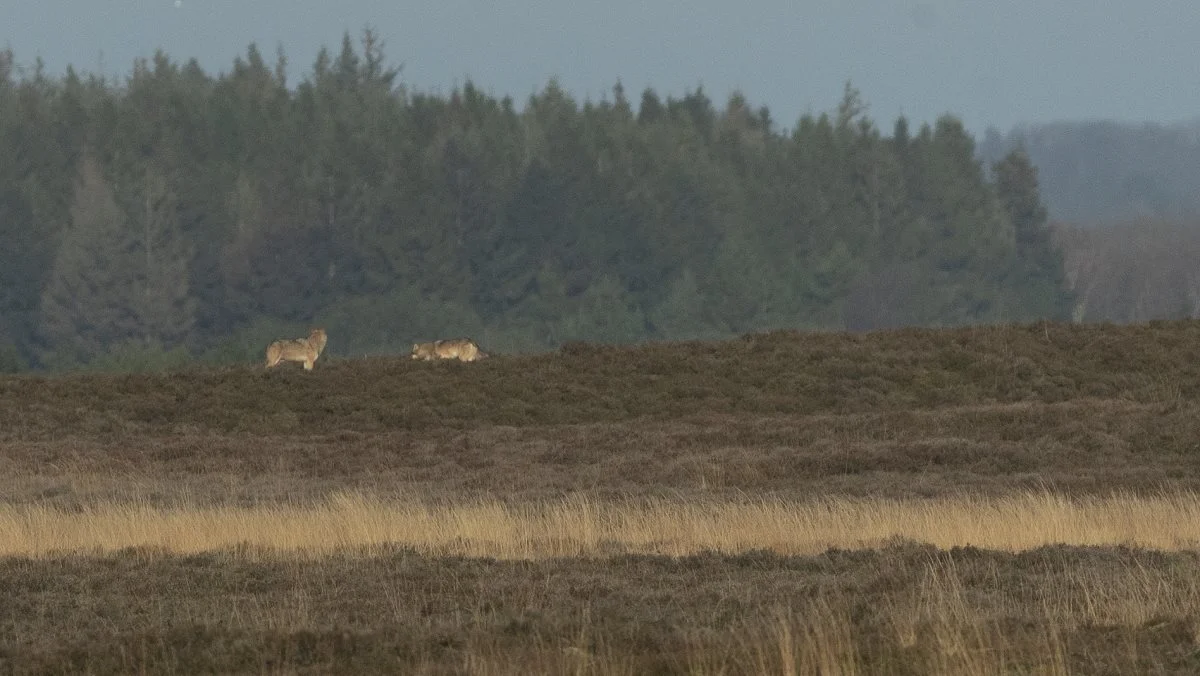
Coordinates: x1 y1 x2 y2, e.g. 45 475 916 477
264 328 328 370
411 337 489 362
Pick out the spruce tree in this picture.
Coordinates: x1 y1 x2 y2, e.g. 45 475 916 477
992 146 1073 320
39 155 195 366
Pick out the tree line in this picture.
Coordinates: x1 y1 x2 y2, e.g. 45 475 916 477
0 31 1072 373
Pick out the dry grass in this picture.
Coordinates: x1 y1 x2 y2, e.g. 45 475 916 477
5 490 1200 559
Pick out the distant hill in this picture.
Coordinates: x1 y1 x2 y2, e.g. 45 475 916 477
979 118 1200 226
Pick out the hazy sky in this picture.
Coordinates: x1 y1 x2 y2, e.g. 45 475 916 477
3 1 1198 135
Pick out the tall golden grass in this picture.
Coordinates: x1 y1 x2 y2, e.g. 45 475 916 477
3 490 1200 558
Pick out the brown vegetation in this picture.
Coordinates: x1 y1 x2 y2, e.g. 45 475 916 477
5 544 1200 673
5 321 1200 505
5 321 1200 673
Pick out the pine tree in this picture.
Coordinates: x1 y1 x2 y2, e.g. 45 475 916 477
992 146 1073 320
133 168 196 345
39 155 195 366
899 115 1016 324
638 88 664 124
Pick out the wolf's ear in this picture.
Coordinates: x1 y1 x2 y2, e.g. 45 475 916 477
412 343 418 350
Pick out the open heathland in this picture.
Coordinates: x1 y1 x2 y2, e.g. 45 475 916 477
5 321 1200 505
5 321 1200 673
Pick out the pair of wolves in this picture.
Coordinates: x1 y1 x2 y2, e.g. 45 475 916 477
263 329 488 369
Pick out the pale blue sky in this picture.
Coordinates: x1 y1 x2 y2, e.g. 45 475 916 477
3 1 1198 134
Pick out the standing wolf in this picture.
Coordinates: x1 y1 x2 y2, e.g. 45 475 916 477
411 337 488 362
265 328 328 370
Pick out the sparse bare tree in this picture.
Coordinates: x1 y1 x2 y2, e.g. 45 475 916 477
1055 218 1200 323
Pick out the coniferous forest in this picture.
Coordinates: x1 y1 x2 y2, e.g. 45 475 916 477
0 31 1073 372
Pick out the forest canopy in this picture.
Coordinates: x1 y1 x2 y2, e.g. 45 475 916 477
0 31 1072 372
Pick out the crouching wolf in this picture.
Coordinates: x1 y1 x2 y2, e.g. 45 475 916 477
265 328 328 370
411 337 489 362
